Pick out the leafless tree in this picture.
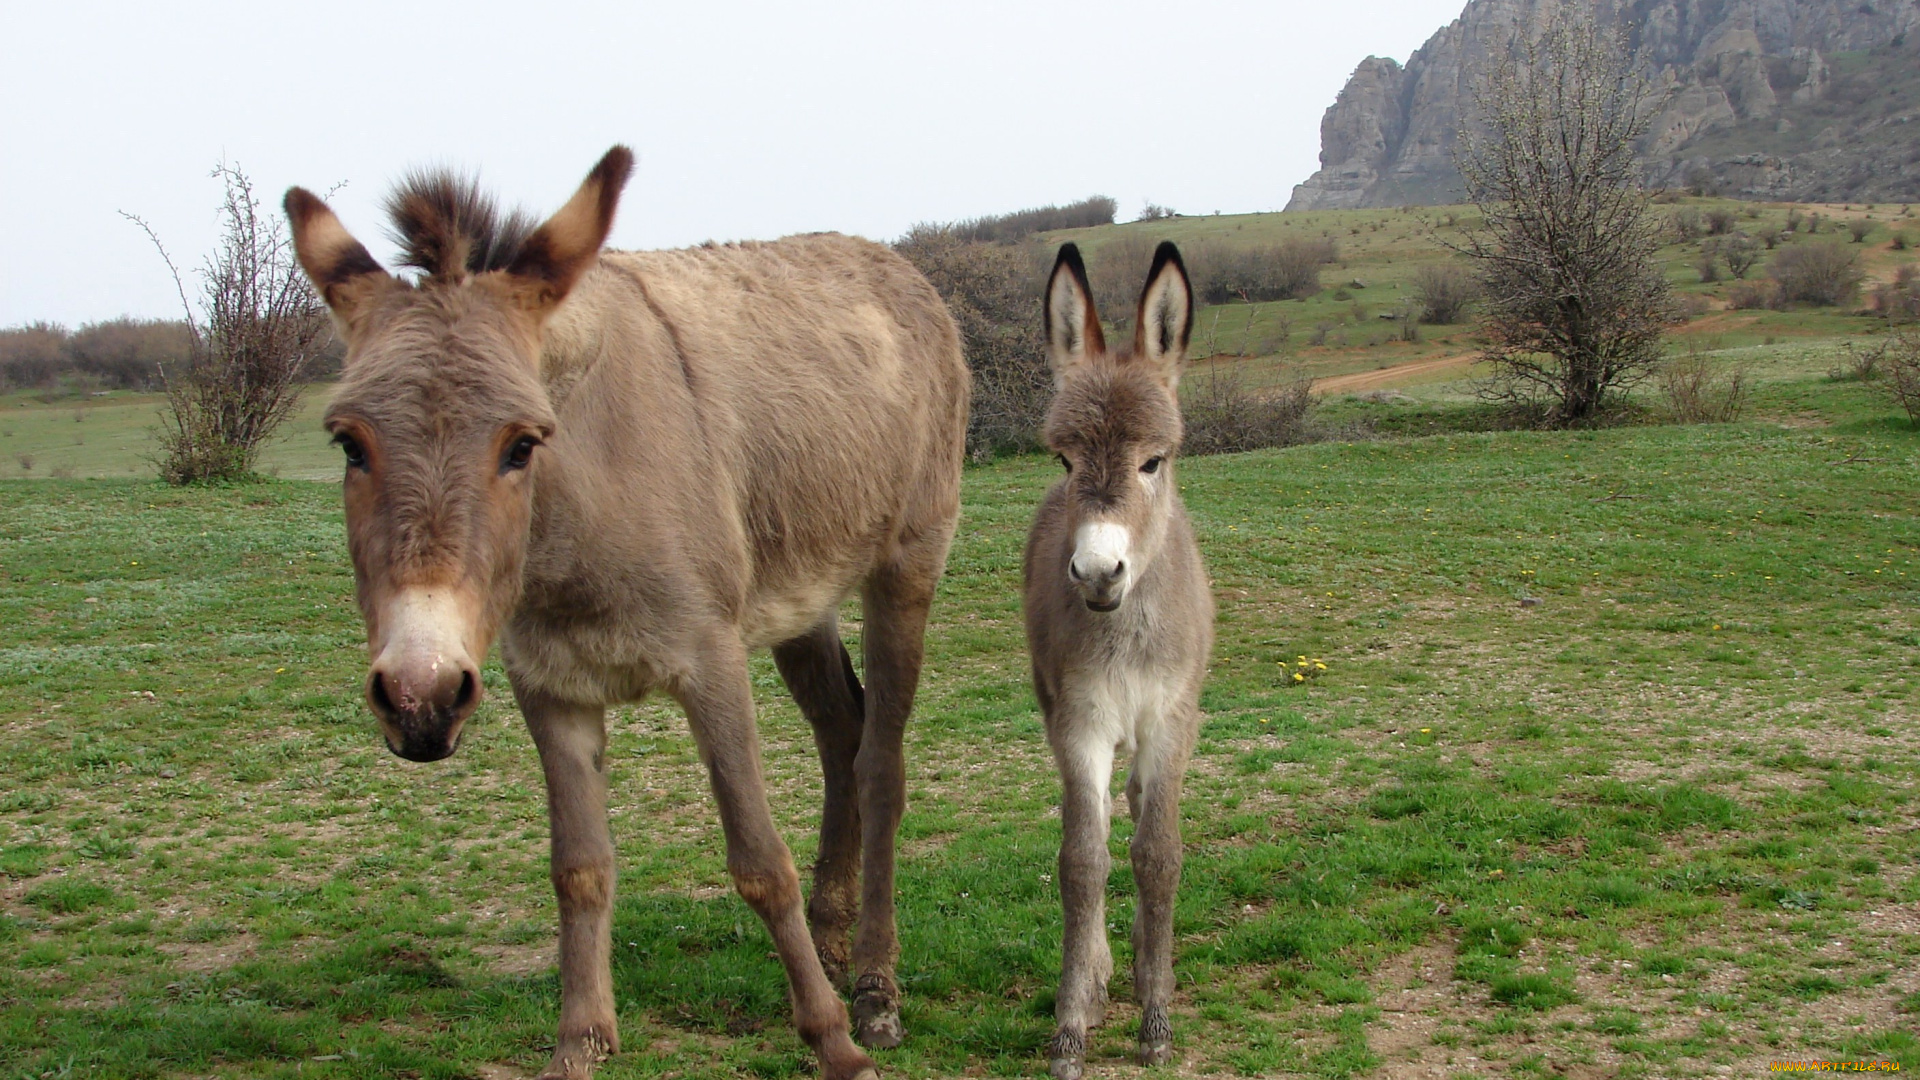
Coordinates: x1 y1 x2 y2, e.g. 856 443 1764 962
125 163 330 483
1454 6 1674 426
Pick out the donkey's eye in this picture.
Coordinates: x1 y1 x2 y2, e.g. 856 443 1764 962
502 435 540 473
1141 456 1164 475
334 434 368 471
1056 454 1072 473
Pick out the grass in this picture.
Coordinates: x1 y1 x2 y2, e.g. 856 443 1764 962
0 348 1915 1078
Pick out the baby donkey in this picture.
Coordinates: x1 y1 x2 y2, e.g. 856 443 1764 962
1023 242 1214 1080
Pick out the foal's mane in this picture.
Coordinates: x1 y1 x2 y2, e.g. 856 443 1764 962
383 171 539 279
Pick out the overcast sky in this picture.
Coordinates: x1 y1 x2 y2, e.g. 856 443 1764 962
1 0 1465 327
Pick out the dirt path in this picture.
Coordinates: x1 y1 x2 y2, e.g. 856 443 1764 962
1312 352 1478 395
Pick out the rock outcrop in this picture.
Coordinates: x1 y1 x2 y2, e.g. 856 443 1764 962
1287 0 1920 209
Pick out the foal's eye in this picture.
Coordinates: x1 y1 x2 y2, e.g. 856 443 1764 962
1056 454 1072 473
502 435 540 473
1141 456 1164 475
334 434 368 472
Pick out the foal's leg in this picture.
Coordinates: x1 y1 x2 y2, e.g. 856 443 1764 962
1049 731 1116 1080
515 684 619 1080
772 617 866 986
1126 708 1195 1068
848 547 942 1048
675 634 876 1080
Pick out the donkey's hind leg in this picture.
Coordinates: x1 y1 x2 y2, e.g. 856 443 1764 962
1049 732 1116 1080
847 536 947 1048
1126 711 1195 1068
772 617 866 987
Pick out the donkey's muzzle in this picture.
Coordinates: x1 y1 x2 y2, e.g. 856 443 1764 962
367 662 480 762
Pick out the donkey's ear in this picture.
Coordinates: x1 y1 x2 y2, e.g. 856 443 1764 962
500 145 634 317
1132 241 1192 389
1044 243 1105 388
285 187 391 336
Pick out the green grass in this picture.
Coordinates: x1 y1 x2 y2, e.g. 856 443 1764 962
0 362 1914 1078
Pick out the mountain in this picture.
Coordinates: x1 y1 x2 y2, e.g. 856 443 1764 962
1286 0 1920 210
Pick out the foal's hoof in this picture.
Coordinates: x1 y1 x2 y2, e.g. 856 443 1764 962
1137 1006 1174 1066
537 1027 615 1079
851 973 904 1049
1047 1029 1086 1080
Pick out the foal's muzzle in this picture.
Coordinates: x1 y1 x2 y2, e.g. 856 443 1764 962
367 661 480 762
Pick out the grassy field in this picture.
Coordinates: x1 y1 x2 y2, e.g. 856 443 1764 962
2 336 1916 1078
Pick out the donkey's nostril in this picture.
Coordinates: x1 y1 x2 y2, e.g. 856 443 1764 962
369 670 398 720
453 669 478 714
1069 561 1087 583
1111 560 1125 580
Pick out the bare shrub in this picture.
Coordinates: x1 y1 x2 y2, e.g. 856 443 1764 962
67 318 190 390
1136 203 1175 221
1671 208 1705 242
1182 238 1334 306
1411 263 1477 323
1705 208 1737 235
1181 363 1317 456
1869 263 1920 323
1848 219 1874 243
947 196 1116 245
125 163 329 484
1728 279 1778 310
1720 233 1760 279
1768 241 1865 306
1829 340 1884 382
1696 241 1721 283
893 226 1046 458
1881 328 1920 426
1086 232 1164 329
1892 232 1909 251
1785 209 1804 233
1660 349 1748 422
1456 8 1673 426
0 323 70 389
15 454 33 472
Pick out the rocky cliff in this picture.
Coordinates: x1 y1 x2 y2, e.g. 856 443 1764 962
1287 0 1920 209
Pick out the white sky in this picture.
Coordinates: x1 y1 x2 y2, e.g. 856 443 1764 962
1 0 1464 327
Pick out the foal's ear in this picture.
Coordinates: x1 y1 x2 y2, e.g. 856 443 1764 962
1132 241 1192 390
500 145 634 317
1044 243 1105 389
284 187 391 336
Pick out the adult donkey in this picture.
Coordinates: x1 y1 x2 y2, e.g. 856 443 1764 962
1024 243 1213 1080
285 147 967 1080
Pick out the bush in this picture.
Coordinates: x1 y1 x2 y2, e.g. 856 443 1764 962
1182 237 1334 306
1892 232 1909 251
892 226 1048 459
1727 279 1778 310
1768 242 1864 306
1660 350 1748 423
1411 263 1477 324
1848 219 1874 243
1136 203 1175 222
1870 263 1920 323
1671 208 1705 241
1695 242 1720 283
0 323 70 389
943 196 1117 245
1879 327 1920 426
1720 233 1760 279
1705 208 1737 235
1181 363 1318 455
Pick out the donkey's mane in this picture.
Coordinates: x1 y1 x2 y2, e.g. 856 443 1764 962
383 171 539 279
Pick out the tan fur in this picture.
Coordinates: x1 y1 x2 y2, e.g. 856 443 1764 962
1023 243 1213 1080
289 147 965 1080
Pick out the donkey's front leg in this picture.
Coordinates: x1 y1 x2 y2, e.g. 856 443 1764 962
516 685 618 1080
1127 721 1193 1068
678 635 877 1080
1049 735 1116 1080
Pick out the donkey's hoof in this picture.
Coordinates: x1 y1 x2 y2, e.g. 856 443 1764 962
1137 1006 1173 1066
1048 1029 1086 1080
536 1026 615 1079
851 973 904 1049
